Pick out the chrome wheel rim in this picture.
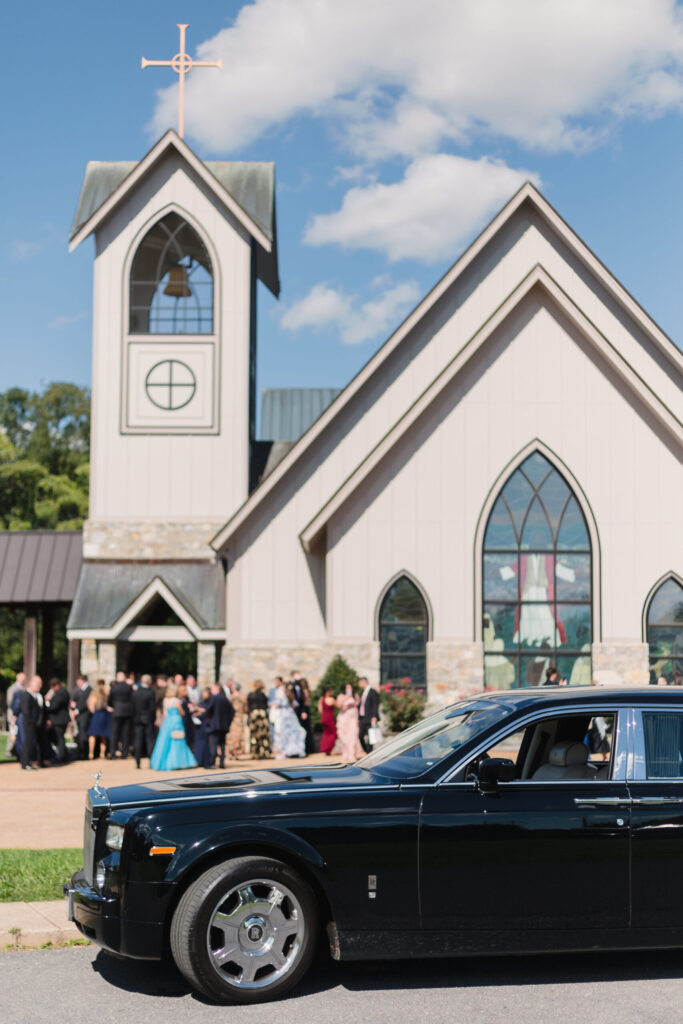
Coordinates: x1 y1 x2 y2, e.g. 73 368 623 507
206 878 305 990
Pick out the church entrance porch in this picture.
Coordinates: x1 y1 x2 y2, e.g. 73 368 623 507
116 639 197 679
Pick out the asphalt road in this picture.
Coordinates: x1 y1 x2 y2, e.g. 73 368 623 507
2 945 683 1024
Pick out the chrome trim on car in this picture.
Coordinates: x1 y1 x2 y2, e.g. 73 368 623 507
436 703 628 786
105 784 401 809
573 796 633 807
630 796 683 805
631 708 648 781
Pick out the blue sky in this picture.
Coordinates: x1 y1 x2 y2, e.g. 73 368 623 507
3 0 683 420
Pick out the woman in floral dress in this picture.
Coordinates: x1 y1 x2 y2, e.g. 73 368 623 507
247 680 272 759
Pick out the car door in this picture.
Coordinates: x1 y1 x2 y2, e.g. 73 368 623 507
629 705 683 930
418 707 631 937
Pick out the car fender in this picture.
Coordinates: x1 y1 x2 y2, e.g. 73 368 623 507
164 821 328 887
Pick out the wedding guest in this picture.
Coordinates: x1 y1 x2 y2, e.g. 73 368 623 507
108 670 134 758
186 674 201 704
177 683 195 748
192 687 213 769
132 674 156 769
45 678 70 764
247 680 272 759
318 686 337 755
336 683 363 762
71 674 92 760
290 672 314 754
227 682 247 758
358 677 380 753
87 681 111 760
205 682 234 769
150 684 197 771
20 676 45 770
273 680 306 757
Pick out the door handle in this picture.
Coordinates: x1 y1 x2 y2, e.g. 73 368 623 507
573 797 633 807
629 797 683 806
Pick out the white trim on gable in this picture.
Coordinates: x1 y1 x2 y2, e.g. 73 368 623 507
69 130 271 254
299 264 683 554
211 183 682 553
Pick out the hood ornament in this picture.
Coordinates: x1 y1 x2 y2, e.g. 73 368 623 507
93 770 104 797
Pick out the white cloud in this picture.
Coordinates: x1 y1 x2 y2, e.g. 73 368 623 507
150 0 683 158
305 153 538 263
280 283 352 331
10 239 47 262
49 312 87 329
281 279 421 345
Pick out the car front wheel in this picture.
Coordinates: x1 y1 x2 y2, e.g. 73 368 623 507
170 855 318 1004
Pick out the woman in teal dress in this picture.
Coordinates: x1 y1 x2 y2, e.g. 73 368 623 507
150 685 198 771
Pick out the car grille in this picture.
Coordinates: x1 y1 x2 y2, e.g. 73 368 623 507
83 802 95 886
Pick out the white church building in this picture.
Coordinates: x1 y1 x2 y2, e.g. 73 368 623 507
66 130 683 703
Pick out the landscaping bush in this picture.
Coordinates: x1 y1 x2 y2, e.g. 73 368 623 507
380 680 426 732
310 654 359 731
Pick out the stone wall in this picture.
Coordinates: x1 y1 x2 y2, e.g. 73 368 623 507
82 520 223 560
592 641 650 686
426 641 485 710
197 642 218 687
219 642 381 689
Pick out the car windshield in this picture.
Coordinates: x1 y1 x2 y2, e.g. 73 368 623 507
358 699 513 780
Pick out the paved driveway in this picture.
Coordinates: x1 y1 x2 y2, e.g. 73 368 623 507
2 945 683 1024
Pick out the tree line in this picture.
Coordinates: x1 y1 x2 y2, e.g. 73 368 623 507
0 382 90 530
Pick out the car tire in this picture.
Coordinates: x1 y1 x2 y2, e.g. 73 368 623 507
170 855 318 1004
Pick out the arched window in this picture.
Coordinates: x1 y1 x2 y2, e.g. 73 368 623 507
646 577 683 684
378 575 428 691
482 451 592 689
129 213 213 334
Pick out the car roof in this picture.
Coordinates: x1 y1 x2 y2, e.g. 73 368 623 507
460 686 683 714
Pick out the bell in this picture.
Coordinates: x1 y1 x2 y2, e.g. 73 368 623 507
163 264 192 298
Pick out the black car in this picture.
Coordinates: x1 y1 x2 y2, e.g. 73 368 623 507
66 686 683 1003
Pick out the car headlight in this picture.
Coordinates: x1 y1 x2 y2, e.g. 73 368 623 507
105 823 125 851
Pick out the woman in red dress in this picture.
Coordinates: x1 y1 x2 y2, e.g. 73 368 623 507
318 686 337 755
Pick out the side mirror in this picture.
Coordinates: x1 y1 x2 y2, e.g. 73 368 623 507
477 757 516 794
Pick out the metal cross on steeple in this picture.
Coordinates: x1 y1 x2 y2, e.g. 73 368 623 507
142 24 222 139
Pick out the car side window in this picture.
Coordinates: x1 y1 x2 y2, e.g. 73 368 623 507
642 712 683 779
461 712 616 783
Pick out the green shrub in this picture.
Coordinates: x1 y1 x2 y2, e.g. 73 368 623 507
310 654 359 731
380 681 426 732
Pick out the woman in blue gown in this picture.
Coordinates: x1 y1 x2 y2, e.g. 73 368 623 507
150 685 198 771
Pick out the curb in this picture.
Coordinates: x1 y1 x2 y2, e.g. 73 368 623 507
0 900 82 950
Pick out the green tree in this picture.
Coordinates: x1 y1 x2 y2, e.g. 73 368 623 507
0 383 90 530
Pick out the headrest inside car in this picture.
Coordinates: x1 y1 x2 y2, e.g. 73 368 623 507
548 741 588 767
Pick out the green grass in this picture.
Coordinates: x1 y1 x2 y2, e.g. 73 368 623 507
0 732 11 761
0 849 83 902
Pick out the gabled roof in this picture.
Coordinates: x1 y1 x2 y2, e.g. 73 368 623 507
66 561 225 639
211 182 683 553
69 130 279 296
300 265 683 551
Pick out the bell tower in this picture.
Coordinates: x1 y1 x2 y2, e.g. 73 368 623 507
66 128 278 683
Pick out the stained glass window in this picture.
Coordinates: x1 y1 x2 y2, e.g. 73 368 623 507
483 452 592 689
379 576 428 691
129 213 213 334
646 577 683 684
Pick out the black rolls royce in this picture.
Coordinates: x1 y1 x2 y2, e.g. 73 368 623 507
66 687 683 1003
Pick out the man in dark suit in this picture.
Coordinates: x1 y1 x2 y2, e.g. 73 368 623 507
20 676 45 770
45 678 70 764
205 683 234 769
132 674 156 768
70 675 92 760
358 677 380 753
108 671 134 758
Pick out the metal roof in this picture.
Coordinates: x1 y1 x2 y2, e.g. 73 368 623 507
260 388 340 442
69 144 279 297
70 160 276 245
0 531 82 604
66 561 225 632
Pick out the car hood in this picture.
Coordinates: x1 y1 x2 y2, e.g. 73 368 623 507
99 762 379 809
